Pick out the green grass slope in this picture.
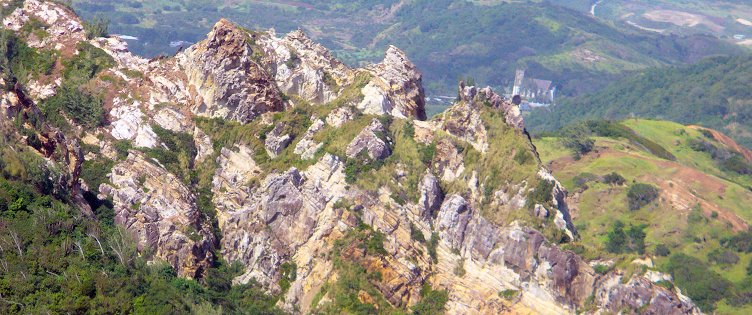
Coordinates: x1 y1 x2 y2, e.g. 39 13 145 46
535 119 752 313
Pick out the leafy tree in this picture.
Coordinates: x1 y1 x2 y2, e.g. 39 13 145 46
559 123 594 160
605 221 646 254
626 183 659 210
83 15 109 39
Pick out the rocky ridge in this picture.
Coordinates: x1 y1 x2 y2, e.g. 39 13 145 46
0 1 700 314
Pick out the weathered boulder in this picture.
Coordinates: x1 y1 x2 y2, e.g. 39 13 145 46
359 46 426 120
99 151 215 279
293 119 325 160
265 123 293 158
178 19 285 123
346 118 392 160
325 106 355 127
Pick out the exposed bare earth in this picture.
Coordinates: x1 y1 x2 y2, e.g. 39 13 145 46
643 10 724 33
689 125 752 163
551 148 749 232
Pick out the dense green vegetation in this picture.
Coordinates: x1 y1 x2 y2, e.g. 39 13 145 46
0 29 56 87
0 139 287 314
529 55 752 148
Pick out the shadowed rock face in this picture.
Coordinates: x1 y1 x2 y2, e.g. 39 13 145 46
179 19 285 123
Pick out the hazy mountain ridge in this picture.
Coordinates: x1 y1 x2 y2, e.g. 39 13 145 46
70 0 744 98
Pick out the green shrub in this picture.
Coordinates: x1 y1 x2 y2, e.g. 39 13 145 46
80 158 114 193
141 125 197 183
654 244 671 257
427 232 439 261
605 221 646 254
626 183 659 211
418 142 436 165
62 42 115 82
559 123 594 160
513 149 533 165
403 121 415 139
498 289 519 300
526 179 554 209
344 155 384 184
593 264 611 275
573 172 598 189
667 253 731 312
83 15 109 39
602 172 626 186
409 222 426 243
411 284 448 314
708 248 740 266
0 29 56 86
278 261 297 293
721 231 752 253
113 140 133 160
366 231 388 256
43 83 104 129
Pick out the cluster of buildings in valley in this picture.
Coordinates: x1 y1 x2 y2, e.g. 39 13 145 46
509 69 556 110
423 69 558 112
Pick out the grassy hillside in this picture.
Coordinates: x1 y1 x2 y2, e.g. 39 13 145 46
535 119 752 313
528 54 752 148
70 0 743 97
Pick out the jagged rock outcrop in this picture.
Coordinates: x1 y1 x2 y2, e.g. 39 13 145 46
178 19 285 123
439 93 490 152
594 274 699 314
99 152 215 279
346 118 392 160
109 98 159 148
2 0 85 51
418 173 444 218
458 83 524 130
359 46 426 120
325 106 355 127
259 29 352 104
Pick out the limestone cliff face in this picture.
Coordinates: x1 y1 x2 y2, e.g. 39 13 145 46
1 2 701 314
178 19 286 123
100 152 215 279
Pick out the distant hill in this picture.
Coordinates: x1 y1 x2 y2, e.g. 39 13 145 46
527 54 752 148
71 0 744 96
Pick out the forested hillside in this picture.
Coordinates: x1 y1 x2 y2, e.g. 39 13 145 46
528 55 752 148
70 0 743 97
